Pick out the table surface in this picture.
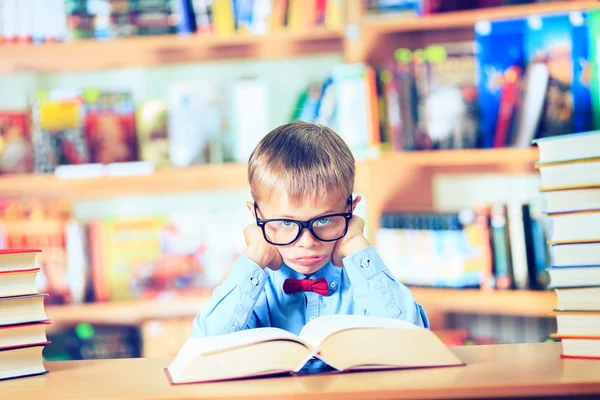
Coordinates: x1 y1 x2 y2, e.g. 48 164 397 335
3 342 600 400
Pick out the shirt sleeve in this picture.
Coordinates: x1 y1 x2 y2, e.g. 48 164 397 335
192 255 268 337
343 246 430 328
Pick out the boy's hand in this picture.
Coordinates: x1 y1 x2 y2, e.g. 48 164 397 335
243 224 283 271
332 216 370 267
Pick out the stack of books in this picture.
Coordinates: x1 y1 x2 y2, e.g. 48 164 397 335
535 131 600 360
0 249 50 380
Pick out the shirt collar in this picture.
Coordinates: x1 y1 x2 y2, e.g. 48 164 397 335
278 260 342 282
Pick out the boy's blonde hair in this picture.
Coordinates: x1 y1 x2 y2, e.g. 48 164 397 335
248 122 355 206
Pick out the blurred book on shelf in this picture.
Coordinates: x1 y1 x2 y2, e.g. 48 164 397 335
368 8 596 152
0 0 345 45
89 206 247 302
381 42 479 151
376 203 550 290
0 111 34 174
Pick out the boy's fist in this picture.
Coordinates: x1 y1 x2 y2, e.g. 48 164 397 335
332 216 370 267
243 224 283 271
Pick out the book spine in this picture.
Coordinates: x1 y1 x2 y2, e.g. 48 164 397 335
364 65 381 148
211 0 235 37
521 204 538 290
490 203 514 290
324 0 342 30
476 205 494 290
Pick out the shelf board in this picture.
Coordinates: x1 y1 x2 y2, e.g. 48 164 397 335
379 147 539 168
0 148 539 199
46 291 213 327
362 0 599 34
0 163 250 199
411 287 556 317
46 288 555 329
0 29 343 74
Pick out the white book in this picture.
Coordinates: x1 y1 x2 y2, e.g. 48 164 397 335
166 315 463 384
541 186 600 214
507 203 528 289
549 266 600 288
231 78 269 163
555 287 600 312
534 131 600 164
547 211 600 244
331 64 370 154
551 242 600 267
537 160 600 189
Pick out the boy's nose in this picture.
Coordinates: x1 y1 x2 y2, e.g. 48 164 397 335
295 227 318 248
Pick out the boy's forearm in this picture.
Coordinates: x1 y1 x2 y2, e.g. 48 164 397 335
192 255 267 337
343 246 430 328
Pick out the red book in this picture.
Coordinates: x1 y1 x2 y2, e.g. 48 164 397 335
493 66 521 148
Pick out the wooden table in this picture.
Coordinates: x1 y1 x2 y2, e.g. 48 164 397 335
2 342 600 400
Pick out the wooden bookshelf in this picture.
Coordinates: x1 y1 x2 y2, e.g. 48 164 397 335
410 287 556 317
45 288 555 329
0 163 250 199
0 1 591 73
361 1 599 35
0 28 343 75
358 0 599 64
377 147 538 168
0 148 538 199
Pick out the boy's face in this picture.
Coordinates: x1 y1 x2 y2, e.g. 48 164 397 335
248 193 352 275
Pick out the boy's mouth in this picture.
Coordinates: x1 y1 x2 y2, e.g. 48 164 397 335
291 255 326 267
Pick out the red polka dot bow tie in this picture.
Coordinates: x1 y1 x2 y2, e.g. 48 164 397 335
283 278 329 296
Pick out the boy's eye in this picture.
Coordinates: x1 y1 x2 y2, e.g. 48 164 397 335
279 221 294 228
314 218 332 226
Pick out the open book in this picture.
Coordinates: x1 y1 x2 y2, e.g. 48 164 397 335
166 315 464 384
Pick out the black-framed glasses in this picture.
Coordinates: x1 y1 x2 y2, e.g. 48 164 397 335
254 196 354 246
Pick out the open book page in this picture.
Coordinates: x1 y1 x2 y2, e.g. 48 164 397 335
298 315 420 349
175 327 304 362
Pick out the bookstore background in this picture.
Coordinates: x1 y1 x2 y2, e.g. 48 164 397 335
0 0 598 362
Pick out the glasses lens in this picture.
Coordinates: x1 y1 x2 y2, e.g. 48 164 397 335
311 215 348 241
263 220 300 245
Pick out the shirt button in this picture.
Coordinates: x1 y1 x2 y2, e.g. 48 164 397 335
250 277 259 286
361 260 370 268
329 281 337 289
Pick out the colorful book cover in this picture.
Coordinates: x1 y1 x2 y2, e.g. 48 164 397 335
474 18 526 148
32 89 89 173
413 42 478 150
84 89 138 164
524 12 592 139
588 10 600 130
93 211 232 301
0 111 34 174
376 210 487 288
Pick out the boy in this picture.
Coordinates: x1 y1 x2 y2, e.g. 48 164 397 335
193 122 429 338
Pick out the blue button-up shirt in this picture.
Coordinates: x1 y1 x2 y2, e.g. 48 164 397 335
193 246 429 338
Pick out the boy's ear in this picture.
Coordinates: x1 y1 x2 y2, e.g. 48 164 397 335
246 201 255 218
352 195 362 210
